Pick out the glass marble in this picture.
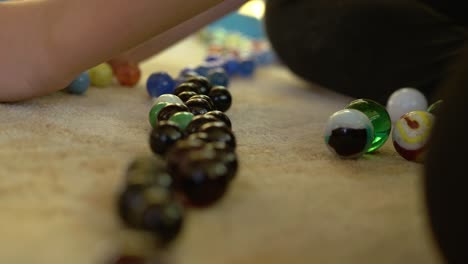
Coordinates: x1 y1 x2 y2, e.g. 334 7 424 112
209 86 232 112
179 67 198 78
174 82 201 96
66 72 90 95
205 110 232 129
223 58 240 77
149 120 184 156
198 121 236 150
386 87 428 123
169 112 195 131
118 185 184 244
89 63 114 87
346 98 391 152
166 139 232 207
157 103 189 122
125 156 172 189
153 94 184 105
146 72 176 97
392 111 434 163
186 115 220 134
208 67 230 88
427 100 443 116
177 91 197 103
189 94 215 110
149 102 170 128
184 76 212 95
113 62 141 87
324 109 374 159
195 65 212 77
186 134 238 181
186 98 213 116
238 59 256 77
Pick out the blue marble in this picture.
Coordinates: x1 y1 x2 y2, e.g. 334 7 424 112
147 72 176 97
238 59 256 77
195 65 212 77
208 68 230 88
223 58 239 77
66 72 90 95
179 67 198 78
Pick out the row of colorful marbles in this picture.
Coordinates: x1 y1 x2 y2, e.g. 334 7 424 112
325 88 441 163
64 62 142 95
114 70 238 263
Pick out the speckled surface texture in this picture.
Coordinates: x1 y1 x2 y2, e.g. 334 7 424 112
0 37 443 264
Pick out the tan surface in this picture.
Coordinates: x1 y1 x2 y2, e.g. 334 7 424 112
0 37 443 264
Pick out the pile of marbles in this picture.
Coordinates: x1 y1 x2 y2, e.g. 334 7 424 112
195 27 278 79
324 87 441 163
115 70 238 261
64 62 141 95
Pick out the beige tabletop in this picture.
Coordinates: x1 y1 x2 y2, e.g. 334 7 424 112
0 37 444 264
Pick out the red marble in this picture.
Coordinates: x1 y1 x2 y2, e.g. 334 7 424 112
113 62 141 87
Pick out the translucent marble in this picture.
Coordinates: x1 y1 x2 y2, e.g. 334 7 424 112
346 98 391 152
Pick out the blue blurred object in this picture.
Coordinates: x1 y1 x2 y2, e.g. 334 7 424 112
223 58 240 77
195 65 212 77
238 59 257 77
179 67 198 78
254 51 278 65
208 67 230 88
146 72 176 97
205 55 223 63
207 12 265 40
66 72 90 95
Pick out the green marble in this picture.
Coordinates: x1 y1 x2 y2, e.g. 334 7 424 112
345 99 391 152
427 100 443 116
149 102 170 128
169 112 194 131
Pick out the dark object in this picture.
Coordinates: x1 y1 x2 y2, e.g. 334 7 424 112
149 120 184 156
207 67 230 87
177 91 197 103
185 98 213 116
141 188 185 244
190 94 216 110
237 59 256 78
328 128 371 157
157 103 189 121
185 76 212 95
264 0 468 104
205 110 232 129
126 156 173 189
186 115 220 134
187 134 238 180
198 121 236 150
425 44 468 264
118 185 184 244
209 86 232 112
174 82 201 96
166 139 233 207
